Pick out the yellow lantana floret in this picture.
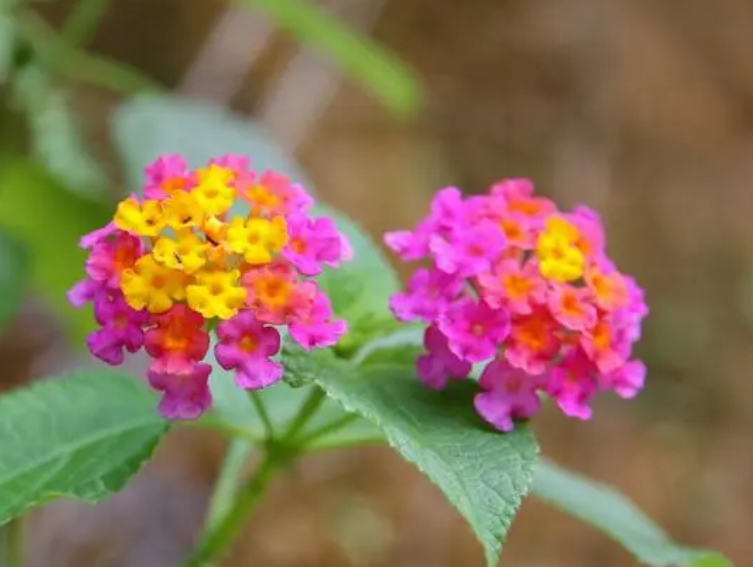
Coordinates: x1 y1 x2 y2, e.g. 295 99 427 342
244 184 281 214
162 191 204 231
114 197 165 237
152 233 208 274
536 217 585 283
226 215 288 265
202 215 228 243
120 255 187 313
186 269 247 320
193 165 236 217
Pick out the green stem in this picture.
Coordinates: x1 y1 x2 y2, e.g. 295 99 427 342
295 413 360 445
186 387 330 566
3 518 24 567
284 386 326 440
249 391 275 439
204 439 254 531
191 415 260 444
61 0 114 48
182 450 287 567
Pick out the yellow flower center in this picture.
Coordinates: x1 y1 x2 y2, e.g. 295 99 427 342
536 217 585 283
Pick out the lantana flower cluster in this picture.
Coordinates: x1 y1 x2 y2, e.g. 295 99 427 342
69 154 349 419
385 179 648 431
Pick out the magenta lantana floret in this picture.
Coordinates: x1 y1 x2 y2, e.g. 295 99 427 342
385 178 648 432
69 154 350 419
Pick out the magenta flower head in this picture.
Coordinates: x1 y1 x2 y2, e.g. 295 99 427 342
69 154 350 419
385 178 648 432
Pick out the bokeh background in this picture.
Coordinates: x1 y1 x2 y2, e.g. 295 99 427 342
1 0 750 566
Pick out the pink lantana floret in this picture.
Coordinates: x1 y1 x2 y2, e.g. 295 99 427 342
474 360 543 432
288 292 346 351
210 153 251 176
215 311 283 389
80 222 118 249
149 362 213 420
416 325 471 390
390 268 463 323
476 259 545 315
85 231 143 289
430 220 505 277
86 292 147 365
283 214 349 276
144 154 190 200
545 348 597 420
438 298 510 362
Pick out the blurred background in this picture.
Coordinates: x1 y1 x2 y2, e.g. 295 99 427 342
0 0 750 566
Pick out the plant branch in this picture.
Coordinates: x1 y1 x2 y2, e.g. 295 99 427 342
1 518 24 567
187 386 333 566
191 415 261 444
284 386 326 440
15 9 162 94
294 412 360 445
204 439 254 532
181 448 287 567
249 391 275 439
61 0 114 48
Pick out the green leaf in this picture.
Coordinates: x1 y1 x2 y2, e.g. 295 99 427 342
533 459 734 567
312 360 539 567
11 65 107 199
350 326 424 366
0 370 168 525
230 0 423 117
0 228 28 332
0 157 111 342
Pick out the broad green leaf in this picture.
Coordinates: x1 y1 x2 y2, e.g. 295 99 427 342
231 0 423 117
11 65 107 198
0 157 111 342
0 228 28 332
0 370 168 525
311 359 539 567
533 459 734 567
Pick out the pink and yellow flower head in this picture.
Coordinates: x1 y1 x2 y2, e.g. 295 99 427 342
69 154 350 419
385 178 648 432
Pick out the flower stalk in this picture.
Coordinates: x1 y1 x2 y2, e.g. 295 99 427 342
182 447 288 567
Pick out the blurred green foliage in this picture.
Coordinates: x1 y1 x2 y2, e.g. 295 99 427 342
232 0 424 116
0 156 110 341
11 63 108 196
0 227 28 332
